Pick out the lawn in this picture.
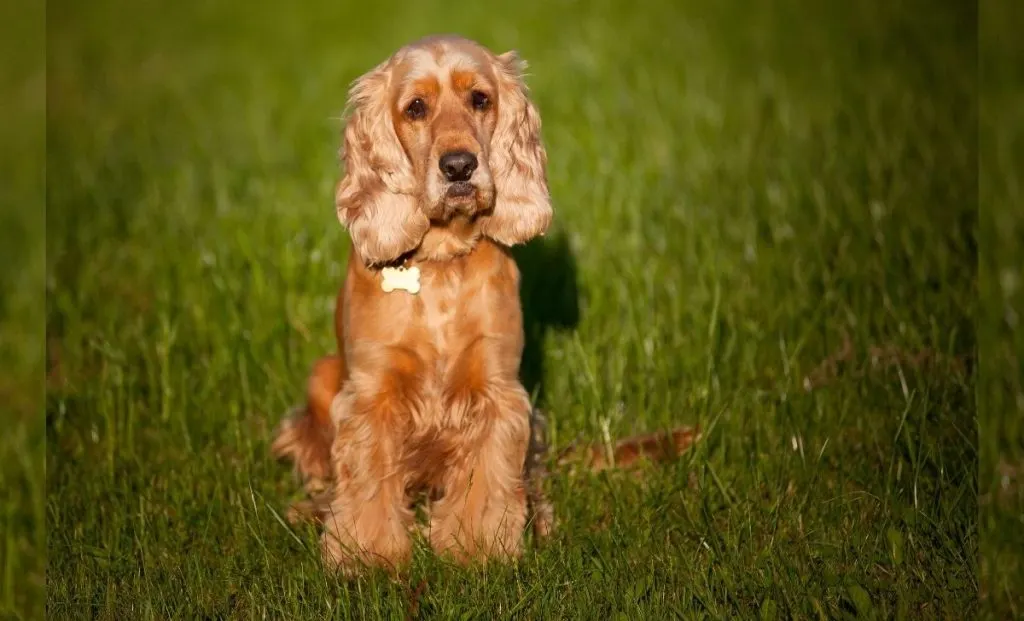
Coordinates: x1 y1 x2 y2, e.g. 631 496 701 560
1 0 46 618
45 0 982 618
980 0 1024 617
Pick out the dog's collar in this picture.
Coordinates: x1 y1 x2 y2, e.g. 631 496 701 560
381 250 415 270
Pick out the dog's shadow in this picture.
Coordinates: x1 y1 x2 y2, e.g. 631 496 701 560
513 233 581 403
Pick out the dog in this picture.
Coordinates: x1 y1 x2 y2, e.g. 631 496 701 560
272 35 699 575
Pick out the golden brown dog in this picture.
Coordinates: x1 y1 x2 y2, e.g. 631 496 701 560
273 35 699 575
273 35 553 574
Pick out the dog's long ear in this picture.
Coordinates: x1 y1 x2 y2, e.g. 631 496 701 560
481 51 553 247
335 60 429 266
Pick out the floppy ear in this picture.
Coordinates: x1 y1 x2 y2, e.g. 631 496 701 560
335 61 429 266
481 51 553 247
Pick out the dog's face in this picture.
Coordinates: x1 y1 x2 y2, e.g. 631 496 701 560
390 42 498 222
335 36 553 266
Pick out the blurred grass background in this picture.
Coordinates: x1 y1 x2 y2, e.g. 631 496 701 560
980 0 1024 617
0 0 45 619
38 0 1001 618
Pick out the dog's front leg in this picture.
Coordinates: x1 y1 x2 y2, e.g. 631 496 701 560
428 377 531 564
319 352 423 575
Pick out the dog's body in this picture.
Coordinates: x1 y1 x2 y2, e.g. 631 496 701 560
273 36 553 573
326 237 540 570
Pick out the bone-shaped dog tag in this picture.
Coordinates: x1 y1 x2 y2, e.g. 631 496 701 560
380 266 421 294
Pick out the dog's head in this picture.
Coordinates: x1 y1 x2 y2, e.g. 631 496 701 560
335 35 552 266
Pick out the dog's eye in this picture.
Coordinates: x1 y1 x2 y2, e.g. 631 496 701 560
405 98 427 120
470 90 490 111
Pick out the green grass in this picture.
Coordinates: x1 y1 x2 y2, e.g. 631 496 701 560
1 0 45 618
46 0 981 618
980 1 1024 617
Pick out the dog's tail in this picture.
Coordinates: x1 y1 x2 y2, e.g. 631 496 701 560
554 425 702 472
524 409 700 539
528 408 701 474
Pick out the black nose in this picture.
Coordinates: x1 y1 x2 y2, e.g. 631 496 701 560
439 151 478 182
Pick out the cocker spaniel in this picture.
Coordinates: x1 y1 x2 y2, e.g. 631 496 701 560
272 35 699 575
273 35 554 573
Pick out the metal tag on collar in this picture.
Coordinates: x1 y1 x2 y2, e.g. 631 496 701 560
381 265 421 294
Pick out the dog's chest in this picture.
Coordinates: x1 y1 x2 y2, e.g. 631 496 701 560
415 267 472 355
